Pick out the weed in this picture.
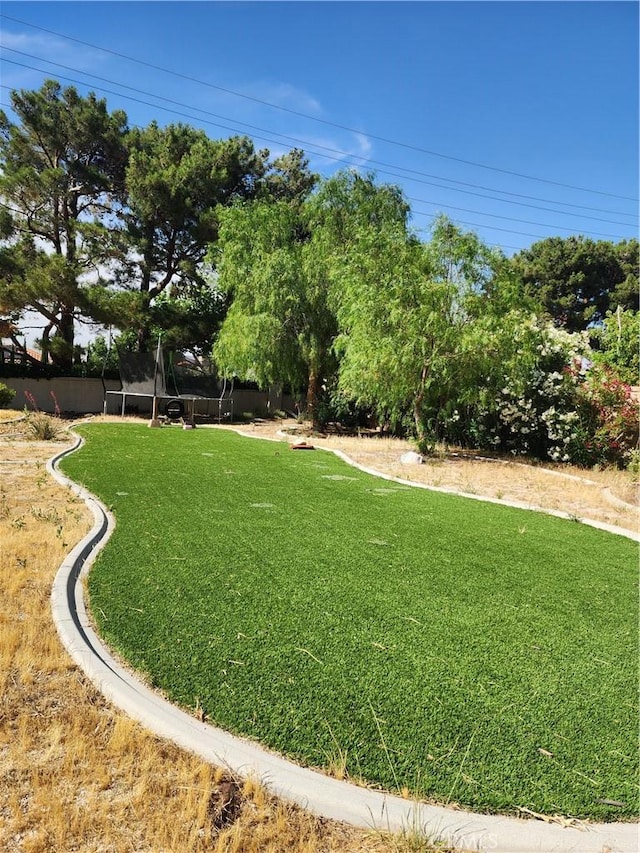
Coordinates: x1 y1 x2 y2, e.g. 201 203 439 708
369 700 400 790
30 505 63 525
25 411 64 441
323 722 350 781
627 448 640 482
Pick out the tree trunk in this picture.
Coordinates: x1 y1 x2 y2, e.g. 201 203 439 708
413 363 429 445
136 228 156 351
51 308 75 371
306 363 320 430
40 323 53 365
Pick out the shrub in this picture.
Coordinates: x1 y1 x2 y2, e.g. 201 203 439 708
437 318 589 461
23 388 64 440
25 411 64 441
433 317 637 469
627 449 640 481
568 365 639 468
590 309 639 385
0 382 16 408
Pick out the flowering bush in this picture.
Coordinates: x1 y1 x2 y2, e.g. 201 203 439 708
436 316 638 468
567 366 639 468
440 317 587 459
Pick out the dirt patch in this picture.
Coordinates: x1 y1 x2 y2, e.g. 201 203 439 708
226 419 638 534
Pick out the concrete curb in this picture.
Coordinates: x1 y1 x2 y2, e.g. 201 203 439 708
271 430 639 542
49 429 638 853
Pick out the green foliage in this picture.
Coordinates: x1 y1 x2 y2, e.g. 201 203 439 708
509 236 638 332
0 382 16 408
97 123 255 347
83 336 120 376
304 169 410 237
259 148 318 206
609 238 640 313
1 78 317 358
440 315 588 459
0 79 128 369
213 171 410 425
95 124 315 350
568 365 639 468
590 308 639 385
2 75 636 405
331 214 635 468
334 215 506 441
438 317 638 468
214 199 312 395
150 276 229 358
62 425 638 820
627 449 640 481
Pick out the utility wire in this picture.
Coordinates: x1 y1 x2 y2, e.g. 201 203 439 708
1 11 638 203
0 174 628 247
0 197 524 252
0 88 628 244
406 197 635 238
1 44 637 223
0 60 636 242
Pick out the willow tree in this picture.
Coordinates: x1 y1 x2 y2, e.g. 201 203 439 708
333 216 505 443
213 171 409 425
213 199 318 411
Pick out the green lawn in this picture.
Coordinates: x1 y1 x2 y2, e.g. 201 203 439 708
61 424 639 820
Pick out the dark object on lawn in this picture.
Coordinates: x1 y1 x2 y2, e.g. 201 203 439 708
165 399 185 419
291 440 314 450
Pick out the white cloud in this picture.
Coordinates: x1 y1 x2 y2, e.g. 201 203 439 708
250 80 323 115
0 26 108 97
0 27 102 65
354 132 372 159
302 131 373 171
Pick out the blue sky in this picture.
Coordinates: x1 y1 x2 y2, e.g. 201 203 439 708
0 0 638 259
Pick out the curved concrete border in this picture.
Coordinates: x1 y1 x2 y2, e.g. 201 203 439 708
49 430 638 853
271 429 638 542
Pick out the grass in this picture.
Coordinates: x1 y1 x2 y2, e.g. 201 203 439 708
0 431 454 853
61 423 639 822
294 429 639 530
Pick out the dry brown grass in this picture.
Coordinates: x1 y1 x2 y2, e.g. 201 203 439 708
232 419 638 533
0 420 459 853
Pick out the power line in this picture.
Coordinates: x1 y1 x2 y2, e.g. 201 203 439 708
0 184 627 249
415 219 549 241
2 43 638 224
406 198 633 239
1 11 638 203
1 57 638 243
0 65 636 244
0 82 629 245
